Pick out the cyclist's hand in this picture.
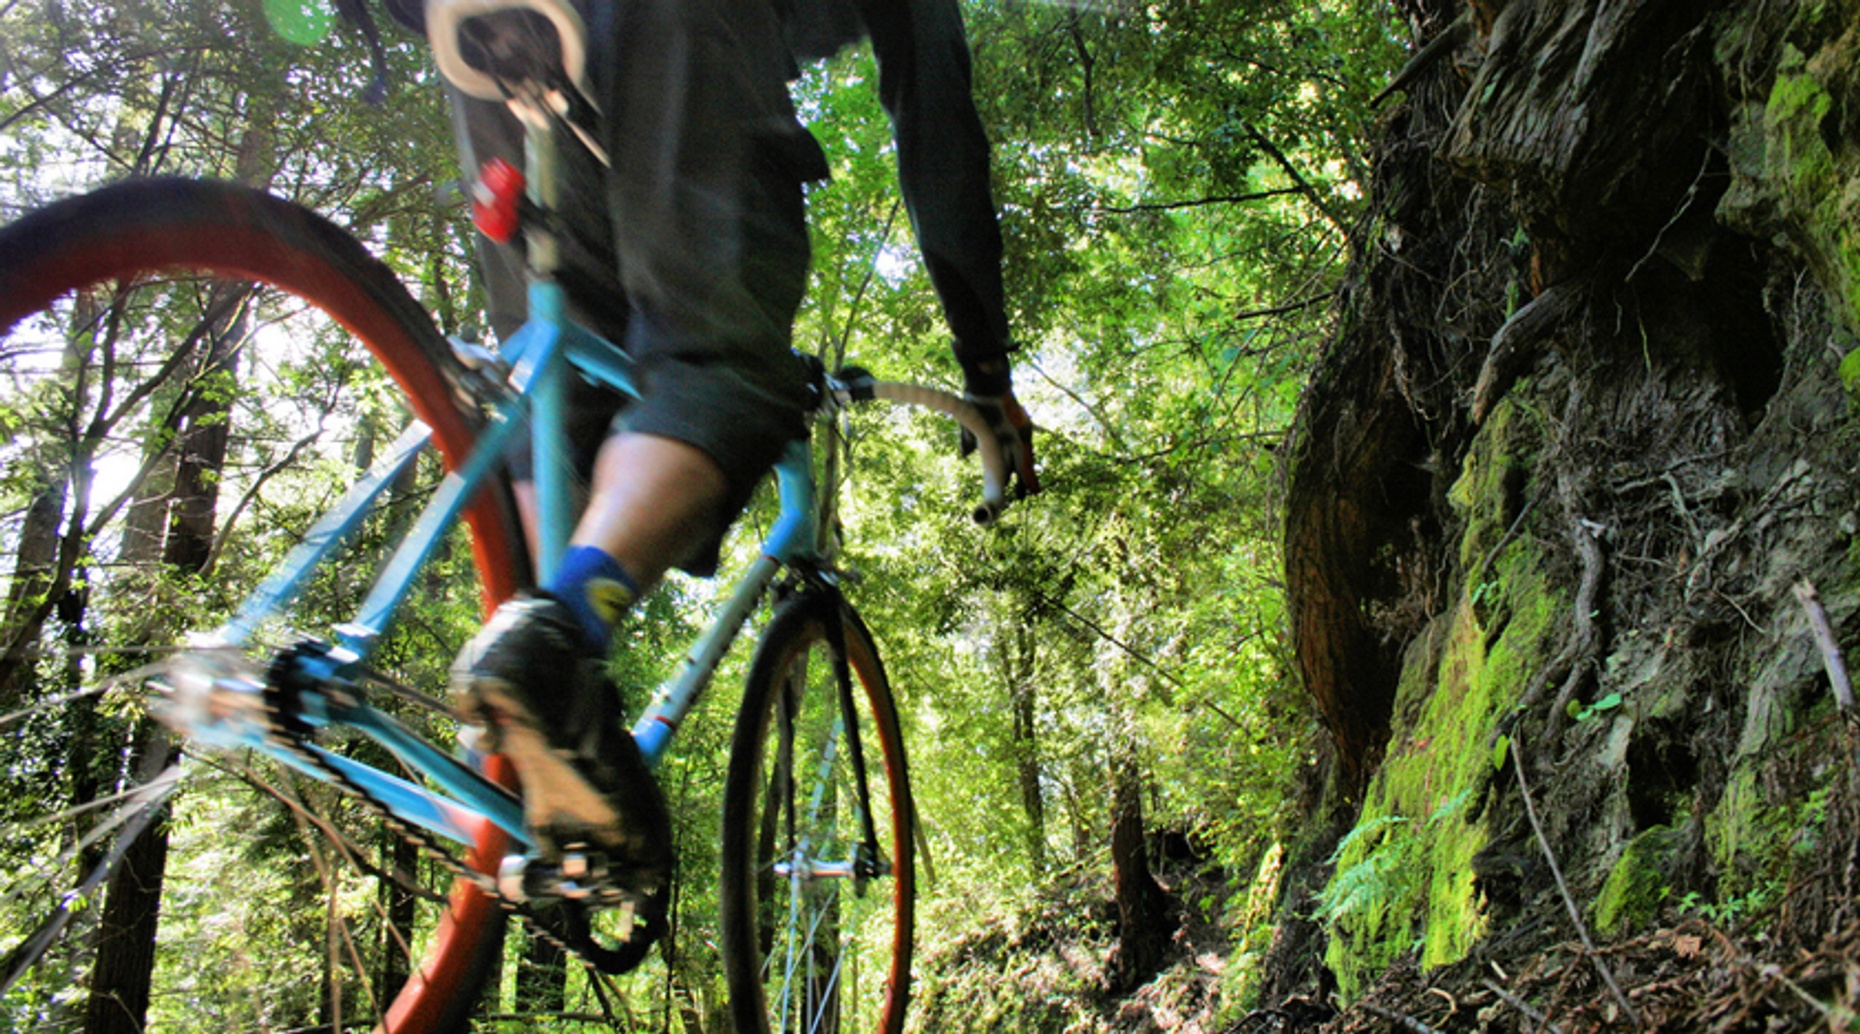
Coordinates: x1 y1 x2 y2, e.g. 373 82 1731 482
962 389 1041 499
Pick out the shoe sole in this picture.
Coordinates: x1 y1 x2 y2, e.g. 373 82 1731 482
458 675 628 858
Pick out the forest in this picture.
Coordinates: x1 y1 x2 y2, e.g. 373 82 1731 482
3 0 1860 1030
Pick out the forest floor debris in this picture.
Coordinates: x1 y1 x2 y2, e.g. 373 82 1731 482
1303 914 1860 1033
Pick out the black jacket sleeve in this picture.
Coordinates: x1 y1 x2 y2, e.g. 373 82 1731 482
857 0 1014 394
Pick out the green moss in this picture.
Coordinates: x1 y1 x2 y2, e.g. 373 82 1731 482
1747 44 1860 330
1841 346 1860 403
1593 826 1684 936
1718 4 1860 331
1448 396 1539 573
1767 69 1837 194
1706 691 1845 910
1320 398 1565 999
1217 842 1286 1018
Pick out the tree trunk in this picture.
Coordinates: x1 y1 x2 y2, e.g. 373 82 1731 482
81 728 175 1034
1105 742 1169 993
0 478 65 711
85 284 245 1033
1002 623 1046 873
376 833 419 1006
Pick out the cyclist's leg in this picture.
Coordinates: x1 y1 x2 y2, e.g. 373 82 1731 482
443 76 678 946
453 0 818 939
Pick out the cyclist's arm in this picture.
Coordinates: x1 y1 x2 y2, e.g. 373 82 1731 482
858 0 1013 397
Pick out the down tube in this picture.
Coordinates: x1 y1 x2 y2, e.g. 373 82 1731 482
630 438 819 765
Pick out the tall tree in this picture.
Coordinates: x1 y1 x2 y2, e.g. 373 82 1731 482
85 278 246 1034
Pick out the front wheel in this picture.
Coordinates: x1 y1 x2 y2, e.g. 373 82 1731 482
720 591 916 1034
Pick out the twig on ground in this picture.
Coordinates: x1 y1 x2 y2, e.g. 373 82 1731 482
1426 986 1459 1019
1794 579 1855 711
1510 733 1644 1029
1480 978 1569 1034
1359 1001 1444 1034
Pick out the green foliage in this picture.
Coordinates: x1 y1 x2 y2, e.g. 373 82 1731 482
1567 690 1624 722
0 0 1406 1024
1314 815 1416 927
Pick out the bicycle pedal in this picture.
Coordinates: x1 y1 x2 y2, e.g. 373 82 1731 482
498 848 635 906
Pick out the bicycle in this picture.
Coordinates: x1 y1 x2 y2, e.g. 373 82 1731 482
0 0 1013 1027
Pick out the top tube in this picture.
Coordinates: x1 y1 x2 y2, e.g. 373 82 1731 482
493 279 824 584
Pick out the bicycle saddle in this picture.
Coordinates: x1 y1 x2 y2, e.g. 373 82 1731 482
427 0 589 101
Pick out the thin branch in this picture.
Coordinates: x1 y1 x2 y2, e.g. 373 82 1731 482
1359 1002 1444 1034
1370 13 1472 107
1233 290 1336 322
1794 580 1854 710
199 387 342 579
1241 122 1347 235
824 199 903 372
1032 587 1184 696
1092 187 1302 214
1480 978 1569 1034
0 44 220 137
1546 515 1607 731
1509 734 1642 1028
1026 358 1126 453
194 752 445 905
1470 498 1536 586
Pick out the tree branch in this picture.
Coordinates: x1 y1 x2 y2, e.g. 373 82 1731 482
1242 122 1348 235
1509 734 1642 1028
1234 290 1336 322
1093 187 1303 214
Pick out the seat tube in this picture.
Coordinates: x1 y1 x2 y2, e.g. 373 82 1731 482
528 281 576 582
523 110 572 581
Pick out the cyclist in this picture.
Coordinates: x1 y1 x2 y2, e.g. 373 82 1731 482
395 0 1040 951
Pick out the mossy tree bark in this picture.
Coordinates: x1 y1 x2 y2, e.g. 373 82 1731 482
1279 0 1860 1007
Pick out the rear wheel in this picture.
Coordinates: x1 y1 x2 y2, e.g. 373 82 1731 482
0 179 525 1033
720 591 916 1034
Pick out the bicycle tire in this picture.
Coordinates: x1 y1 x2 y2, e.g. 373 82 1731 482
0 179 525 1033
719 591 916 1034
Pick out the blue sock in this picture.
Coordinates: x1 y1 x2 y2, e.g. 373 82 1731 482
547 545 640 652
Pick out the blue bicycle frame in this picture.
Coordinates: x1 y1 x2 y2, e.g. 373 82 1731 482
187 271 827 855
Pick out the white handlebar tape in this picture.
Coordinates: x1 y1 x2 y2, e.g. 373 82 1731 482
871 382 1010 524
